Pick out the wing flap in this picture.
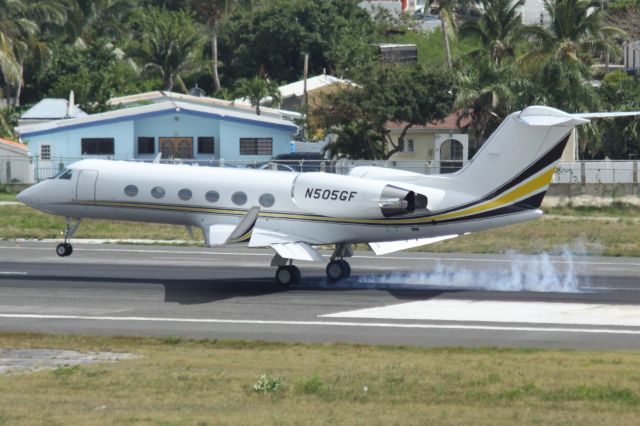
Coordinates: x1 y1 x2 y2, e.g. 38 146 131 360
369 235 459 255
271 242 325 262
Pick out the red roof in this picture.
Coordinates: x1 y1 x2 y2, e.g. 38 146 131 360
386 111 471 130
0 138 27 150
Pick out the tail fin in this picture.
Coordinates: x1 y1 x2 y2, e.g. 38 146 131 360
441 106 589 209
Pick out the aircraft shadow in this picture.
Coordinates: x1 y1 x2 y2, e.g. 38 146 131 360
0 273 468 305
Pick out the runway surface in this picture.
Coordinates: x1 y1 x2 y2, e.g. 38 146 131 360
1 240 640 349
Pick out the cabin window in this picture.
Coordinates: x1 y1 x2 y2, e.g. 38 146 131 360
81 138 114 155
259 193 275 208
151 186 165 199
138 137 155 154
231 191 247 206
197 137 215 154
59 169 73 180
239 138 272 155
205 190 219 203
124 185 138 197
178 188 192 201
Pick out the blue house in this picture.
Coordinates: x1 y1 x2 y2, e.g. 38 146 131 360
16 99 298 179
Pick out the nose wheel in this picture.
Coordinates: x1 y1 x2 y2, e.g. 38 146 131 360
56 243 73 257
56 218 81 257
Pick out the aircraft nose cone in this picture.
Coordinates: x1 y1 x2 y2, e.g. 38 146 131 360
16 186 38 208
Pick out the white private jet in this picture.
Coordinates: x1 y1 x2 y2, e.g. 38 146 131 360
17 106 640 287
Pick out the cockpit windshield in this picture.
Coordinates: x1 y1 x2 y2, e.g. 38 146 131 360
50 169 73 180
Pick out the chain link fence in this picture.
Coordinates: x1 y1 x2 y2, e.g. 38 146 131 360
4 156 640 202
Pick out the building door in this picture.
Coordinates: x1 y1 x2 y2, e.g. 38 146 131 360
439 139 464 174
76 170 98 201
159 137 193 159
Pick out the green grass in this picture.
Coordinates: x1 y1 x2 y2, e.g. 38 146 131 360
4 203 640 255
0 333 639 425
0 193 16 201
545 201 640 218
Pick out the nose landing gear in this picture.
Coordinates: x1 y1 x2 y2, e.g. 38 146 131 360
56 218 81 257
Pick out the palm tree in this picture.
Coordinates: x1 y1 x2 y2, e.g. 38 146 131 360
191 0 256 94
432 0 458 69
520 0 625 66
70 0 137 46
233 76 281 115
137 8 204 92
459 0 524 67
0 0 69 106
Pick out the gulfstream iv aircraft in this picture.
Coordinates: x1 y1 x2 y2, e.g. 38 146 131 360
17 106 640 286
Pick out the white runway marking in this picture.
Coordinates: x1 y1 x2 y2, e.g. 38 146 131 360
0 313 640 335
0 272 27 275
323 300 640 327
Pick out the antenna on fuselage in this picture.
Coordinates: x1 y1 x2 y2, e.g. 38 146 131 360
152 152 162 164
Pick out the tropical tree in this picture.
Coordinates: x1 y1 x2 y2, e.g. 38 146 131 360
520 0 625 67
219 0 375 84
0 0 70 106
134 7 204 91
430 0 466 69
459 0 525 67
69 0 138 46
233 76 281 115
316 64 455 160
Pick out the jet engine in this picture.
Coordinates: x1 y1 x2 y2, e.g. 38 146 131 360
291 173 426 219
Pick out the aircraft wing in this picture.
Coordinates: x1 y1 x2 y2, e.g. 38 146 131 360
204 206 260 246
248 227 326 262
369 235 459 255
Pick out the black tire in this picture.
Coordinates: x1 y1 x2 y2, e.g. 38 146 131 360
275 265 299 288
337 259 351 279
64 243 73 256
56 243 68 257
326 260 344 282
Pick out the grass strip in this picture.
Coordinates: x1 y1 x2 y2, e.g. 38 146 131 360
0 333 639 425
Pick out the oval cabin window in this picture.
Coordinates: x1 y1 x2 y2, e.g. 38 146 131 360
151 186 165 199
205 190 219 203
231 191 247 206
259 193 275 208
124 185 138 197
178 188 192 201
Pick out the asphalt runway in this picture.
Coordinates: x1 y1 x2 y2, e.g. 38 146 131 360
1 240 640 349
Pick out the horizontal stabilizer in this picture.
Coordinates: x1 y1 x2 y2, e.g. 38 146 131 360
271 242 325 262
369 235 459 255
573 111 640 119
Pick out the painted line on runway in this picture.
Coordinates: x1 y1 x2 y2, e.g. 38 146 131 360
0 272 28 275
1 313 640 335
323 299 640 327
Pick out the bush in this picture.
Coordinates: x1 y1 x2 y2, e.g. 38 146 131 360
253 374 282 393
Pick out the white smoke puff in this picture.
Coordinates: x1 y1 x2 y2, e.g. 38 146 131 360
328 244 586 293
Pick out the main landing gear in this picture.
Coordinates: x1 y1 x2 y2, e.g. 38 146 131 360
271 243 353 288
56 217 81 257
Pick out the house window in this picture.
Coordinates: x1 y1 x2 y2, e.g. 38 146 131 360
81 138 114 155
198 137 215 154
138 137 155 154
41 144 51 160
404 139 415 153
240 138 272 155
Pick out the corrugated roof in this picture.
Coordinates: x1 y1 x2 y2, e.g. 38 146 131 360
234 75 355 105
21 98 87 119
108 90 301 119
0 138 27 150
16 100 297 138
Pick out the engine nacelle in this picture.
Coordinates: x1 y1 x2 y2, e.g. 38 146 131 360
291 173 424 219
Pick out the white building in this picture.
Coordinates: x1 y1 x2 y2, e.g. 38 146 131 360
623 39 640 72
0 138 32 183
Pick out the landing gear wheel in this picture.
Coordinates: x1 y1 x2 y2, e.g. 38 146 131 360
326 260 347 282
337 259 351 279
275 265 300 288
56 243 72 257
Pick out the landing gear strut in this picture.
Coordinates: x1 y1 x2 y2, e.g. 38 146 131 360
325 243 352 282
56 217 81 257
